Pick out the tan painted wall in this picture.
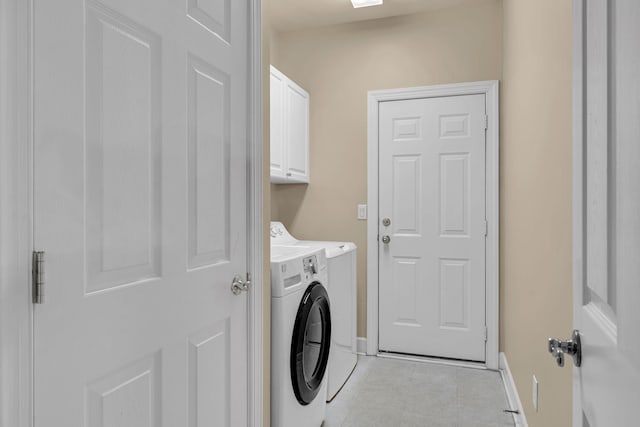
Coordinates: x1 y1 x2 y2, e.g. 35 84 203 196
267 1 573 424
500 1 573 425
270 0 503 338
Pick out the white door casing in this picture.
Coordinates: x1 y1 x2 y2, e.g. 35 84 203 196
378 94 487 362
0 0 33 425
572 1 640 425
367 81 499 369
32 0 256 426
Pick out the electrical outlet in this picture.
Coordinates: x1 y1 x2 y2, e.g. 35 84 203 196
532 375 539 412
357 204 367 220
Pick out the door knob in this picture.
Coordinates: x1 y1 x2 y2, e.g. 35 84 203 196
548 330 581 367
381 235 391 244
231 274 251 295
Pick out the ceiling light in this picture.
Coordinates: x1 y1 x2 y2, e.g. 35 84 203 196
351 0 383 8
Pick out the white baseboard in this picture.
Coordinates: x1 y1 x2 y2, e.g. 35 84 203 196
356 337 367 355
499 352 528 427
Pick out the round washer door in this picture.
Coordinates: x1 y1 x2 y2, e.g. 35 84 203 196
290 281 331 405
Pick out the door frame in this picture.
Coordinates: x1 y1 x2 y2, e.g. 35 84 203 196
366 81 500 369
571 2 584 424
0 0 264 425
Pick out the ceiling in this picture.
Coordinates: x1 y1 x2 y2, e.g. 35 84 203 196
268 0 482 33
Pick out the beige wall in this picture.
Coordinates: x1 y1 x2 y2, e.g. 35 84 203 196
267 1 574 424
270 0 504 338
500 1 573 425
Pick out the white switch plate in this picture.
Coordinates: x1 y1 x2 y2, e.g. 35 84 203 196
532 375 539 412
357 204 368 220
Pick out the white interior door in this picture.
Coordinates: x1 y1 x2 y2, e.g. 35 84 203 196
573 0 640 425
33 0 249 425
378 94 487 362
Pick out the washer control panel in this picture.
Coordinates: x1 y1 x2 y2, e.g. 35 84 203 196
270 221 296 243
270 224 284 238
303 255 318 276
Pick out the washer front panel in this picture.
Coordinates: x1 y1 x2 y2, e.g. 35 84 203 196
290 282 331 405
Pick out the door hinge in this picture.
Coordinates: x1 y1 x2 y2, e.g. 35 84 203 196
484 220 488 237
484 115 488 130
32 251 45 304
484 326 488 342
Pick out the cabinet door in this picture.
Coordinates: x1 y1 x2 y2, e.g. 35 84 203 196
284 79 309 183
270 68 286 180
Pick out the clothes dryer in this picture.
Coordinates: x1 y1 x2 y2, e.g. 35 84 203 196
271 222 358 401
270 246 330 427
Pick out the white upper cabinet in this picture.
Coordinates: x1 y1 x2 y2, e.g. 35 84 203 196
270 65 309 184
270 68 286 178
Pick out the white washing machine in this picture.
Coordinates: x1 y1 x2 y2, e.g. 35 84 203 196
271 245 330 427
271 222 358 401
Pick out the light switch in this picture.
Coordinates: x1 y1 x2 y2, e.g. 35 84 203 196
357 204 367 220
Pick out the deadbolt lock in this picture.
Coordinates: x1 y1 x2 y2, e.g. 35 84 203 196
382 218 391 227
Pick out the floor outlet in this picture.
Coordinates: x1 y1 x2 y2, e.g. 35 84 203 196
532 375 539 412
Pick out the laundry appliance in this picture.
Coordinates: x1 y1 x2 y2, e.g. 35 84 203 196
271 222 357 401
271 245 331 427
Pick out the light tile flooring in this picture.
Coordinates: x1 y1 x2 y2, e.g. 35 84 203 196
323 356 515 427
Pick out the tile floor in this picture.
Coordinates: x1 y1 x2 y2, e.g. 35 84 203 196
323 356 515 427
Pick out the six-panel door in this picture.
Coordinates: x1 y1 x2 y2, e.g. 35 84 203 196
33 0 249 425
575 0 640 424
378 94 487 362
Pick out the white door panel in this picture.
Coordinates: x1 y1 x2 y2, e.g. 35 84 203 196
574 0 640 424
33 0 249 425
379 94 486 361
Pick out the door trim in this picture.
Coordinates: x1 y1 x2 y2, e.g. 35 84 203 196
366 80 500 369
572 1 584 425
0 0 33 425
248 0 264 425
0 0 264 425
